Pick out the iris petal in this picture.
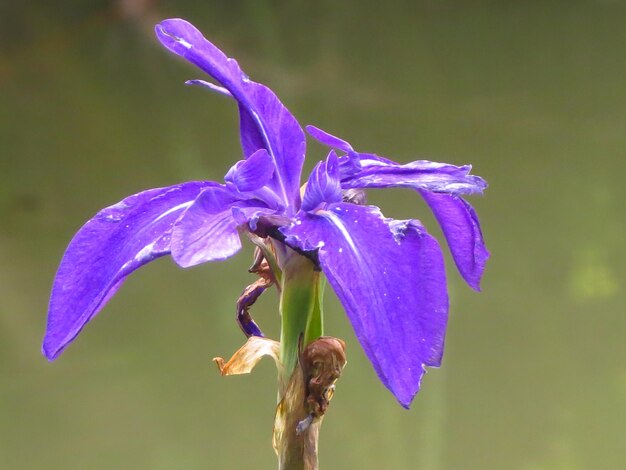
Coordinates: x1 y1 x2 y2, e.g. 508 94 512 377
155 19 305 211
43 181 211 360
224 149 275 193
301 151 342 212
418 191 489 290
341 156 487 195
306 125 353 153
282 203 448 408
171 185 273 268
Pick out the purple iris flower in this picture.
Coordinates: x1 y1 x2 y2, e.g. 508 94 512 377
43 19 488 408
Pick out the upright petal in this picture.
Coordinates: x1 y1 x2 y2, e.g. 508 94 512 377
156 19 306 211
224 149 275 193
171 185 275 268
301 151 342 212
418 192 489 290
43 181 211 361
282 204 448 408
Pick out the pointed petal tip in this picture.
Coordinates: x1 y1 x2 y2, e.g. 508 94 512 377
466 244 490 292
393 386 418 410
42 323 78 361
392 362 437 409
41 341 60 362
468 272 486 292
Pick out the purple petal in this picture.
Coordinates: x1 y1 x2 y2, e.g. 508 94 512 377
306 126 487 195
224 149 275 193
301 151 342 212
342 158 487 195
156 19 305 211
171 185 273 267
418 192 489 291
306 125 353 153
43 181 211 361
282 204 448 408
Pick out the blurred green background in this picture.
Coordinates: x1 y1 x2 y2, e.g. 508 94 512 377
1 1 625 469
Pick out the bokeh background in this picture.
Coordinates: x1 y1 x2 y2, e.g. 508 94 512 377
1 1 625 469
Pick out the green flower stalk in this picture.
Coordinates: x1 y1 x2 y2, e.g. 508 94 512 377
279 251 322 379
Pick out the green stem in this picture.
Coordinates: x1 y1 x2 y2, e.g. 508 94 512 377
278 252 322 385
304 277 325 346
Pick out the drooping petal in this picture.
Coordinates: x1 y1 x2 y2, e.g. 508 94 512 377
418 191 489 290
43 181 211 361
171 185 273 268
282 203 448 408
301 151 342 212
156 19 306 211
224 148 275 193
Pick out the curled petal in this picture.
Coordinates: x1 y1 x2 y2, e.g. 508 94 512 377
171 185 273 268
282 203 448 408
306 125 353 153
213 336 281 376
156 18 305 211
43 181 211 360
419 191 489 290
